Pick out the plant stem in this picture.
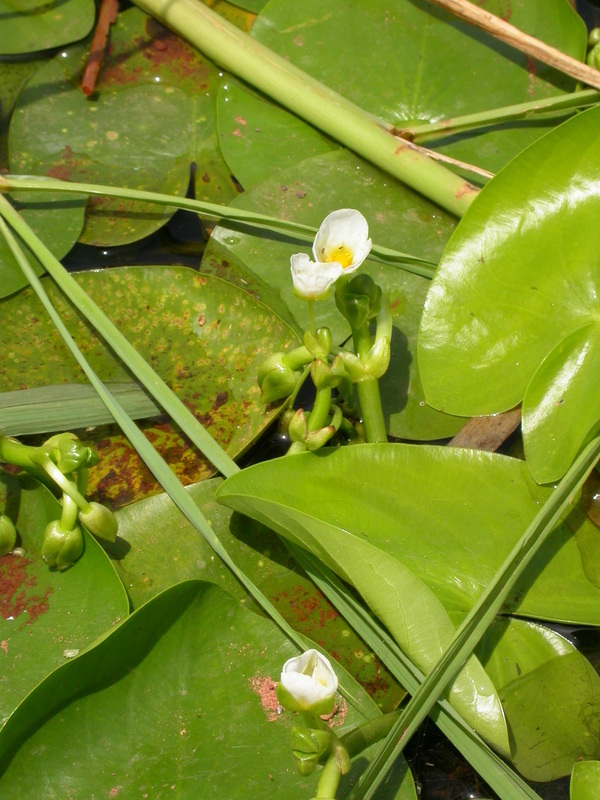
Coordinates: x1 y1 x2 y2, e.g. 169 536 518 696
348 433 600 800
352 324 387 444
130 0 477 217
0 174 438 278
403 89 600 143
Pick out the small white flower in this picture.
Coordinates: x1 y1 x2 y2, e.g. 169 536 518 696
290 253 344 300
313 209 372 273
277 649 338 713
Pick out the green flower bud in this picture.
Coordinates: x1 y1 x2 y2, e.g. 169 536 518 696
335 273 382 328
306 425 336 451
303 327 332 360
78 502 118 542
288 409 309 444
363 336 391 380
258 353 302 404
290 727 332 775
41 520 84 570
589 28 600 47
45 433 99 473
0 514 17 556
311 359 334 390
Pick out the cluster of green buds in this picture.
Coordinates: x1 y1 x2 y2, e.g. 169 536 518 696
0 430 117 570
257 209 391 452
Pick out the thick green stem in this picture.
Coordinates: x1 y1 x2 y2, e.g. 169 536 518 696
33 455 91 512
130 0 476 217
352 325 387 443
315 754 343 800
60 493 80 531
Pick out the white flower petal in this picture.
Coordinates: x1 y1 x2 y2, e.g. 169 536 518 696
280 649 338 709
290 252 344 300
313 209 372 273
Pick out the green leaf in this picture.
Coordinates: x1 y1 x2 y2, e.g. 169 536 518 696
418 105 600 482
217 77 338 189
0 266 297 505
8 7 238 246
478 618 600 781
247 0 585 177
571 761 600 800
217 447 515 754
0 0 95 56
215 444 600 626
0 469 129 726
111 478 407 710
203 148 463 441
0 580 416 799
522 324 600 484
0 190 87 299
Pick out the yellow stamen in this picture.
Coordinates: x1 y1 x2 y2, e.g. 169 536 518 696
321 244 354 269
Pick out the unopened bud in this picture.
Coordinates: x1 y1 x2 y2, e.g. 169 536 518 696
0 515 17 556
41 520 84 570
78 502 118 542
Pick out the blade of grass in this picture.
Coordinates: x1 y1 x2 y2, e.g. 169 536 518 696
0 174 437 278
0 383 160 436
348 434 600 800
291 543 544 800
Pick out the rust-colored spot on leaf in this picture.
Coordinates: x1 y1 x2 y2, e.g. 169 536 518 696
0 553 52 627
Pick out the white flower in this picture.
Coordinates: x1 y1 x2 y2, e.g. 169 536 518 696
313 209 372 273
290 253 344 300
277 649 338 713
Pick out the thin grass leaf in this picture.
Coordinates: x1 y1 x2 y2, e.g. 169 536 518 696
0 175 437 279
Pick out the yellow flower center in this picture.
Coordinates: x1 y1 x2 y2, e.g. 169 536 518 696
321 244 354 269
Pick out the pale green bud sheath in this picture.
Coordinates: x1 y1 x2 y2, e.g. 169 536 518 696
0 515 17 556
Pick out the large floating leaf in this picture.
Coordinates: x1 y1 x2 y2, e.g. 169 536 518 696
478 618 600 781
203 149 463 441
418 105 600 483
0 469 129 727
0 0 95 56
244 0 584 177
0 266 297 506
111 478 406 710
217 77 339 190
0 580 417 799
216 444 600 627
8 7 238 246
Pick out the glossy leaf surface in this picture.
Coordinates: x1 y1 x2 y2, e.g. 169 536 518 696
0 470 128 726
0 267 297 505
216 444 600 627
419 105 600 483
0 580 417 800
8 7 237 245
203 149 463 441
571 761 600 800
